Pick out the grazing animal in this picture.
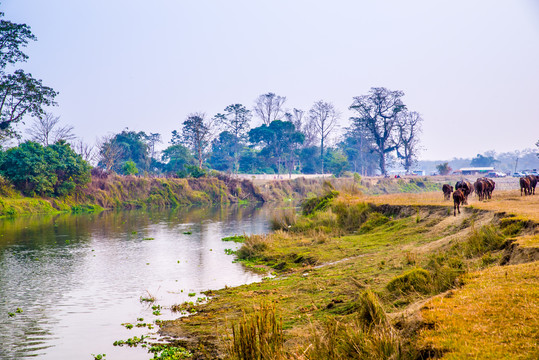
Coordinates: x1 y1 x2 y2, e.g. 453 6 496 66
474 179 485 201
478 177 495 199
453 189 465 216
526 175 537 195
455 180 472 204
520 177 531 196
442 184 453 200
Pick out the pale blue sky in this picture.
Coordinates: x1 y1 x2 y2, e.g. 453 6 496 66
3 0 539 160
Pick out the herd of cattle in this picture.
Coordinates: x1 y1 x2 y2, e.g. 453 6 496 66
442 175 538 216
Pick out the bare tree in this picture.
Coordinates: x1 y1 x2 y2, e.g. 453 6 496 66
350 87 406 175
396 111 423 173
308 100 340 173
285 108 317 147
96 135 124 173
72 139 94 163
26 112 75 145
253 92 286 125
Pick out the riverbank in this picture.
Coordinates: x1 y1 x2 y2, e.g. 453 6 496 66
0 175 267 217
158 189 539 359
0 174 442 217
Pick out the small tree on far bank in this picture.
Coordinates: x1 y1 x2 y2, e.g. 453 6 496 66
122 160 139 175
436 162 452 175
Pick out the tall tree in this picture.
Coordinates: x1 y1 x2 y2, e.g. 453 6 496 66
249 120 304 175
26 112 75 146
161 143 193 174
181 113 212 169
308 100 339 173
349 87 406 175
396 110 423 173
112 130 151 172
213 104 251 173
341 125 378 176
146 132 162 160
253 93 286 125
0 12 57 140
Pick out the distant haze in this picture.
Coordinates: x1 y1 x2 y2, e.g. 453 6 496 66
4 0 539 160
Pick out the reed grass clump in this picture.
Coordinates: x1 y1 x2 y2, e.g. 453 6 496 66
235 235 269 261
225 302 285 360
304 290 403 360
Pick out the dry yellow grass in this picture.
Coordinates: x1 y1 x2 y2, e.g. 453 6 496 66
362 190 539 222
417 262 539 360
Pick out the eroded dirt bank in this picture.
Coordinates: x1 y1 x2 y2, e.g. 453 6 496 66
157 192 539 359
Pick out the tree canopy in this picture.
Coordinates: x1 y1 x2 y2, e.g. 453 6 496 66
0 12 57 140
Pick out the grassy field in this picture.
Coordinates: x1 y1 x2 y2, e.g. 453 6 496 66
158 188 538 359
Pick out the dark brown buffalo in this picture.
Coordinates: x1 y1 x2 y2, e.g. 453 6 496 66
474 179 486 201
442 184 453 200
455 180 472 204
520 177 531 196
525 175 537 195
453 189 465 216
479 177 495 199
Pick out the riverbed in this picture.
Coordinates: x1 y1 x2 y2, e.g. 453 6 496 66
0 204 276 359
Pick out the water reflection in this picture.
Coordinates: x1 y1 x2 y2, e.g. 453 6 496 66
0 203 274 360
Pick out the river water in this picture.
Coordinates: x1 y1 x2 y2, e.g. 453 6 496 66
0 204 275 359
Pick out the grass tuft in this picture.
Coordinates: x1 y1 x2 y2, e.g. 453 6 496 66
225 302 285 360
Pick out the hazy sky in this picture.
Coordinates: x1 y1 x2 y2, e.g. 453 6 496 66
3 0 539 160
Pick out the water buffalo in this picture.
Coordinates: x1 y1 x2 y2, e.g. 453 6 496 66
478 177 495 199
520 177 531 196
474 179 486 201
453 189 465 216
455 180 472 204
442 184 453 200
525 175 537 195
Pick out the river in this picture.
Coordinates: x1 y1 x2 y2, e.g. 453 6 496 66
0 204 276 359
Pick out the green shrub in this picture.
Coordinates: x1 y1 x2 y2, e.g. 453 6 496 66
0 141 90 197
359 212 390 234
121 160 139 175
387 268 432 295
301 190 339 216
333 201 371 231
460 225 505 258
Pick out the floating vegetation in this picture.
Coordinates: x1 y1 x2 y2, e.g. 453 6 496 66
152 310 161 316
122 323 133 329
131 231 138 235
183 231 192 235
113 335 148 347
171 301 197 314
188 292 196 297
140 291 156 303
92 354 106 360
224 248 236 255
148 344 192 359
222 235 246 243
143 237 155 240
15 308 23 313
